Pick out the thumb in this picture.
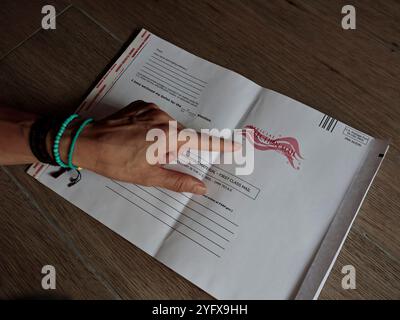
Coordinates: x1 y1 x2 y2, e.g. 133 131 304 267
148 167 207 195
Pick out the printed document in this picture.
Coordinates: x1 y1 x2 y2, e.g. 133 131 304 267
28 29 388 299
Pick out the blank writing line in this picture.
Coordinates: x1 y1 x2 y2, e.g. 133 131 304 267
143 66 201 95
180 193 239 227
106 186 220 257
139 70 198 100
143 65 202 94
134 185 230 242
146 61 205 88
150 55 207 84
115 181 231 242
155 187 238 230
111 182 225 250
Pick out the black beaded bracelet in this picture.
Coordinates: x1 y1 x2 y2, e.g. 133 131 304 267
29 116 59 165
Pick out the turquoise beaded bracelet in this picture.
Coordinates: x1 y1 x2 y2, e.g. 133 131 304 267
53 114 79 168
68 118 94 170
53 114 93 170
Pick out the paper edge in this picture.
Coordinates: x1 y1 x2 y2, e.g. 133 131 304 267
24 28 391 300
27 28 151 180
294 139 389 300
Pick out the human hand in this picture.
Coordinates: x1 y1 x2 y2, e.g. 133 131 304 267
58 101 240 194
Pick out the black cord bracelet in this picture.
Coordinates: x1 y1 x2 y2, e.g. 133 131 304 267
30 115 85 187
29 117 59 165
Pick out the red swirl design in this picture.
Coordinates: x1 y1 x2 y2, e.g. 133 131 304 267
241 125 303 170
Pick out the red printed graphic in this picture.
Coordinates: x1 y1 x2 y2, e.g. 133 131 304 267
241 125 303 170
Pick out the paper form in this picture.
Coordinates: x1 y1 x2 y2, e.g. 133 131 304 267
28 29 389 299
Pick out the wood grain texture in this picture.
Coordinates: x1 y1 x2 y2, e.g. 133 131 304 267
5 165 211 299
71 0 400 298
0 5 121 117
0 167 116 299
0 0 399 299
0 6 210 299
320 230 400 299
0 0 69 58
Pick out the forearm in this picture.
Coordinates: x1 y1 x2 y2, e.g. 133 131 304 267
0 107 93 167
0 102 235 194
0 108 37 165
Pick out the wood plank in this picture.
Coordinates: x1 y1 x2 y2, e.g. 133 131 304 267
70 0 400 298
320 230 400 299
6 165 211 299
0 167 116 299
352 149 400 259
0 0 69 58
0 5 121 117
0 6 210 299
72 0 400 146
242 0 400 266
293 0 400 51
0 1 398 298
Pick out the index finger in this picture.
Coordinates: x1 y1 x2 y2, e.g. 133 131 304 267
177 129 242 153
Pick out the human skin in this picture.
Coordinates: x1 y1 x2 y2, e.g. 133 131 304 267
0 101 240 194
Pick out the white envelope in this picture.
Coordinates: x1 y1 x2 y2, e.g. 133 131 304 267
28 29 388 299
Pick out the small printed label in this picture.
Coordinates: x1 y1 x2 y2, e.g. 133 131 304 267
343 126 370 146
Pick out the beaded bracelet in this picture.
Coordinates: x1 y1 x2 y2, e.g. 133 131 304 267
52 114 94 187
68 118 93 170
53 114 79 168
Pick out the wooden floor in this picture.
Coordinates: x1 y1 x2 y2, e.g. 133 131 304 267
0 0 399 299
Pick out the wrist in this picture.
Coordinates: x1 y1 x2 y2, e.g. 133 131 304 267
45 123 98 170
70 124 98 170
21 119 39 163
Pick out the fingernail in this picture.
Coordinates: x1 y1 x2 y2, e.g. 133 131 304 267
193 184 207 195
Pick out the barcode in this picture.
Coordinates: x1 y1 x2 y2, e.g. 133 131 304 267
319 114 338 132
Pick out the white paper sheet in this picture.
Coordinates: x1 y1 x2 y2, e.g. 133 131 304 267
28 29 389 299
